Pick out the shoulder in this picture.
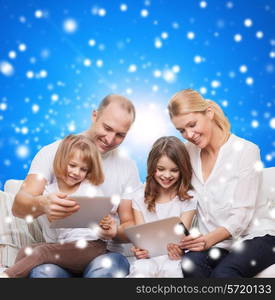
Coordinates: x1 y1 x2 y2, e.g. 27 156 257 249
35 140 62 156
229 134 260 156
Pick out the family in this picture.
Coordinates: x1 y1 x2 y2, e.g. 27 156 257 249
1 89 275 278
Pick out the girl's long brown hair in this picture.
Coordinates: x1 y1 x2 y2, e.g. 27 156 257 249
145 136 193 212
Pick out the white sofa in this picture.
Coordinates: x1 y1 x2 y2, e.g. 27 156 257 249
1 167 275 277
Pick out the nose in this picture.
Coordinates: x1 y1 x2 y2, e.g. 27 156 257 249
186 129 194 140
72 168 80 176
163 170 172 178
105 132 116 145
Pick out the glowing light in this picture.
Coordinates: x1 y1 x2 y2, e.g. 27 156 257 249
161 32 168 39
8 51 16 59
209 248 221 260
0 61 14 76
251 120 259 128
63 18 78 33
246 77 254 85
19 43 27 51
16 145 29 158
140 9 149 18
101 257 112 268
181 257 194 272
194 55 202 63
189 227 201 238
83 58 92 67
98 8 106 17
244 18 253 27
254 161 264 172
35 10 43 18
174 223 184 235
75 239 87 249
187 32 195 40
111 195 121 206
153 70 162 77
51 94 59 102
128 64 137 72
96 59 103 67
239 65 248 73
24 247 33 256
234 34 242 42
120 4 128 11
256 31 264 39
154 38 162 48
25 215 34 223
26 71 34 78
211 80 221 88
269 118 275 129
163 69 175 82
172 65 180 73
200 1 207 8
88 39 96 47
0 103 7 111
32 104 39 113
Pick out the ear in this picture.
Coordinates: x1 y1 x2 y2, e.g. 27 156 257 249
92 110 97 122
206 106 214 120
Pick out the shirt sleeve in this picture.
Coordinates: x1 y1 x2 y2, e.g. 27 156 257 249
180 190 198 212
222 144 261 239
28 142 58 183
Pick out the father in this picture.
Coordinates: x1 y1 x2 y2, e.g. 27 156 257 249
12 94 142 278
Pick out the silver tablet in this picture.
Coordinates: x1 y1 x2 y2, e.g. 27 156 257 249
125 216 189 257
50 196 114 228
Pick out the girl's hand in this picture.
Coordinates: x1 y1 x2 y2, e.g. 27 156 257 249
131 246 149 259
167 243 183 260
98 215 117 240
180 234 208 251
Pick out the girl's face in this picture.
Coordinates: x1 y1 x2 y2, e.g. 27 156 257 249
171 111 213 149
154 155 180 190
64 150 89 186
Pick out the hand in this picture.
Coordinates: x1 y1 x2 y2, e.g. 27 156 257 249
131 246 149 259
98 215 117 240
180 234 208 252
41 192 80 222
167 243 183 260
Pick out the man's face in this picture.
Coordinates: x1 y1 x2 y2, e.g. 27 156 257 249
90 102 133 154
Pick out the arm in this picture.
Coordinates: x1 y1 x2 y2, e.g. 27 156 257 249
12 174 79 220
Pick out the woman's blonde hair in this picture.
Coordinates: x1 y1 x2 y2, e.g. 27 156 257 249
145 136 193 212
168 89 231 133
53 134 104 185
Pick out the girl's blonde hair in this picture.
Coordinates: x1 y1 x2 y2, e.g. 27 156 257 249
168 88 231 133
145 136 193 212
53 134 104 186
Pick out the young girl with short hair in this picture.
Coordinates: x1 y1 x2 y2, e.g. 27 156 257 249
1 134 115 278
128 136 197 277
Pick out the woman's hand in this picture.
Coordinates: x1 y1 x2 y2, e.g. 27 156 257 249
167 243 183 260
131 246 149 259
180 234 208 251
98 215 117 240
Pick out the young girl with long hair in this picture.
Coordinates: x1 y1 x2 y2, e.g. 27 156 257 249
1 134 116 278
128 136 197 277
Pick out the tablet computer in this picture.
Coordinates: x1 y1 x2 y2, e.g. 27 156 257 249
50 196 114 228
125 216 189 257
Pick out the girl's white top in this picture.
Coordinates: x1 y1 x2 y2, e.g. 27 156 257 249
186 133 275 250
38 180 118 243
133 188 197 223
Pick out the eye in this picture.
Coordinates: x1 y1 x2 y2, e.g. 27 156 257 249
171 169 179 173
117 133 126 138
69 164 76 168
189 122 196 128
178 129 185 134
81 168 88 172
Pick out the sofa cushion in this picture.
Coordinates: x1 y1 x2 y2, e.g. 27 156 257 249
0 191 44 267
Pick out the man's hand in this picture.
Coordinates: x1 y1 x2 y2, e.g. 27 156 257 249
131 246 149 259
40 192 80 222
98 214 117 240
167 243 183 260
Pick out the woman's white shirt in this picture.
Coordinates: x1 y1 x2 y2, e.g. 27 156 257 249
186 133 275 250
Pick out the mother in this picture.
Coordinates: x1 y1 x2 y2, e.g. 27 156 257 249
167 88 275 278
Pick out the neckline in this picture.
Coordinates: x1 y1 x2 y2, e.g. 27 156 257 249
198 133 233 184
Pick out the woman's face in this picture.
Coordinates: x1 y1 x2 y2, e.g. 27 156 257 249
171 111 214 149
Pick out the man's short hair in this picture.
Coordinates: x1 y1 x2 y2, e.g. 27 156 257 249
97 94 136 123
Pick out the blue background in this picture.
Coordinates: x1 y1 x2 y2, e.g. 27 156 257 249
0 0 274 187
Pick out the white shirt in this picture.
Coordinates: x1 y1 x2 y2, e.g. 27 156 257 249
28 139 143 252
186 134 275 250
133 188 197 223
38 180 108 243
